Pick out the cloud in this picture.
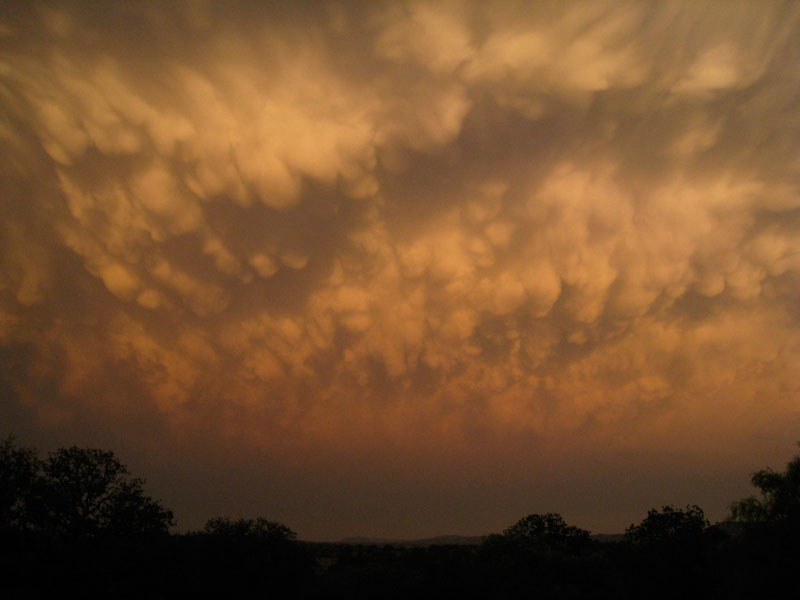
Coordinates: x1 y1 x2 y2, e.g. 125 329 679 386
2 0 800 537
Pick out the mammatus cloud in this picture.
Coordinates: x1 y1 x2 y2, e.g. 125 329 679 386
2 1 800 537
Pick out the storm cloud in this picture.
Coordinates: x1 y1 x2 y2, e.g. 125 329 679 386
2 1 800 538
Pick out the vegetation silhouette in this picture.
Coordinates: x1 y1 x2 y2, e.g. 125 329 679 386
5 435 800 598
718 445 800 599
624 504 708 544
502 512 591 550
175 515 312 596
204 515 296 540
0 436 38 534
731 442 800 525
0 437 173 539
35 446 174 538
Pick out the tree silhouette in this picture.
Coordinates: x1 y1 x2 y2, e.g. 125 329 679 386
2 442 175 538
731 443 800 524
625 505 708 544
33 446 174 538
204 516 296 541
0 436 39 533
502 512 590 549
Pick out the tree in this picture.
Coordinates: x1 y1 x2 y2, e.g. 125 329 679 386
625 505 708 544
28 445 174 538
502 512 590 549
0 436 40 533
731 443 800 524
204 516 296 541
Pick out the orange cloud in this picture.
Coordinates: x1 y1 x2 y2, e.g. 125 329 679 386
2 0 800 538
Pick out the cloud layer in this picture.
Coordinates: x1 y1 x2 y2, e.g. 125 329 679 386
3 1 800 538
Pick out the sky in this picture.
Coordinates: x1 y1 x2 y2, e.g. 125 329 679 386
2 0 800 540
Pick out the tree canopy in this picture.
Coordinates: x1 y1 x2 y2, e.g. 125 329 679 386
0 436 39 532
502 512 590 549
0 437 173 538
731 443 800 524
625 505 708 544
204 516 296 541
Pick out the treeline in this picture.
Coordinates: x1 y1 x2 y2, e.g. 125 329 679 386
3 436 800 598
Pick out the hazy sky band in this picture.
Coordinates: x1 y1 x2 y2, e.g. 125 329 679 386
2 0 800 538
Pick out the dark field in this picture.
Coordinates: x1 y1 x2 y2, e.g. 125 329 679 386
2 524 799 599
